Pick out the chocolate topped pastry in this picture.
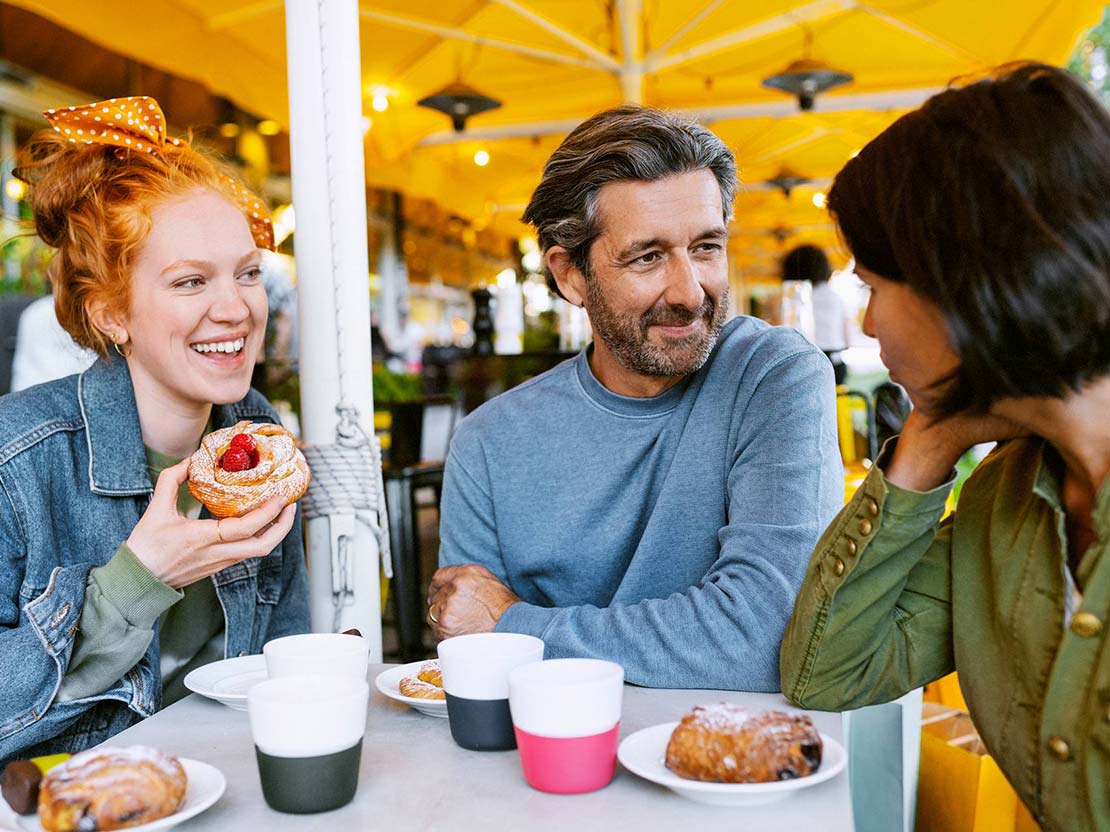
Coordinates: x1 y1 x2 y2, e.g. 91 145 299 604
665 704 822 783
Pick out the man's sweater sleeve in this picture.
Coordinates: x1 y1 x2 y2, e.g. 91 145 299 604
445 348 843 691
439 449 508 581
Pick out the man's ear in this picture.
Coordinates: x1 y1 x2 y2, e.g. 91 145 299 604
86 298 128 346
545 246 587 307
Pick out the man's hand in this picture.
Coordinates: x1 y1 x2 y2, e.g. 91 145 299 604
427 564 521 640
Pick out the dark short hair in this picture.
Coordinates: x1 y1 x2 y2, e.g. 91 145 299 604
522 106 737 298
828 62 1110 415
782 245 831 283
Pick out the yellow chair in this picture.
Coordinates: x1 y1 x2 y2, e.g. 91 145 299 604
838 386 877 502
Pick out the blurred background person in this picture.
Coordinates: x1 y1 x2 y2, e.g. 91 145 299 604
10 290 96 392
782 244 849 384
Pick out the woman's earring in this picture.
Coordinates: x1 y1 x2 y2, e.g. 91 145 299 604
113 340 129 358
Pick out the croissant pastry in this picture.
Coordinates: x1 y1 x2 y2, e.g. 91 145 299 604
416 660 442 687
665 704 822 783
187 420 310 518
37 746 187 831
400 660 445 699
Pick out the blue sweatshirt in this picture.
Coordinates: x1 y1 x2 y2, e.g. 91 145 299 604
439 316 843 690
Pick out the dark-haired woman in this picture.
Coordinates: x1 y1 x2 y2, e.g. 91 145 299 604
779 62 1110 831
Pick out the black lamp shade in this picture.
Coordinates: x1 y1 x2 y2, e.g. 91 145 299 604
418 82 502 132
766 171 810 197
762 59 853 111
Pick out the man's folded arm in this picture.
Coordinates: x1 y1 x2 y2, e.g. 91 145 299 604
439 451 508 581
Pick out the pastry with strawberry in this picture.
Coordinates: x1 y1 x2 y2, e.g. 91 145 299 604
187 421 310 518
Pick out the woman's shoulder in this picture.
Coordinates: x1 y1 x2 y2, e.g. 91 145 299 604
0 375 84 462
958 437 1045 506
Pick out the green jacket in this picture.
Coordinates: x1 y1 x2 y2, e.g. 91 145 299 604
781 438 1110 832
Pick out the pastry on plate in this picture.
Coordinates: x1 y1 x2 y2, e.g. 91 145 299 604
37 746 187 831
188 421 310 518
400 660 445 700
664 704 822 783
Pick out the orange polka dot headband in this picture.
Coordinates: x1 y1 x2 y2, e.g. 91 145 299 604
44 96 275 250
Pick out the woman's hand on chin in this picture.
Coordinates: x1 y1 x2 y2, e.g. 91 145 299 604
126 459 295 589
884 408 1028 492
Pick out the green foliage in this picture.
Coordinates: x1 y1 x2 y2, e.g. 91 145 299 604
1068 6 1110 106
0 234 50 296
372 365 424 405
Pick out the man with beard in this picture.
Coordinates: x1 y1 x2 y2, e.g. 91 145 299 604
427 107 842 689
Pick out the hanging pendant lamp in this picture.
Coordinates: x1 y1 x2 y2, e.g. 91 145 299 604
762 28 853 111
762 58 853 111
417 82 502 132
766 169 811 198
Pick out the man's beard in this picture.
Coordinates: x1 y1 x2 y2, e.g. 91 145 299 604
584 279 730 378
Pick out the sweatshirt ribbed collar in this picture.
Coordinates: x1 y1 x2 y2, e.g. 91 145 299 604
574 345 692 418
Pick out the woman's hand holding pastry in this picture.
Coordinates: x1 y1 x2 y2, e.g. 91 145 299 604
127 459 296 589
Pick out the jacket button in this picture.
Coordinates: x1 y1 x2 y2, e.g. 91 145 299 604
846 539 858 557
865 497 880 517
833 558 846 576
859 518 873 536
1069 612 1102 638
1047 736 1070 761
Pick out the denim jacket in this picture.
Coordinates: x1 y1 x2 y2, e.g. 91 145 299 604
0 357 309 764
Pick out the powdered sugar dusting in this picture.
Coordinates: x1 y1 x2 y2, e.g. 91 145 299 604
45 746 186 797
687 703 757 733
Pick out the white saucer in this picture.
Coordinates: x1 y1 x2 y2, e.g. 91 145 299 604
617 722 846 806
15 758 225 832
374 662 448 718
183 654 268 711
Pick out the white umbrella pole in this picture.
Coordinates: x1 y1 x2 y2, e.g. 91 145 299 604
285 0 382 658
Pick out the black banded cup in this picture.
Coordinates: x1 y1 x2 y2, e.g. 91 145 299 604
438 633 544 751
247 675 368 813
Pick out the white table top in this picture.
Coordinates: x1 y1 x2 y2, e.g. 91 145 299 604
4 665 854 832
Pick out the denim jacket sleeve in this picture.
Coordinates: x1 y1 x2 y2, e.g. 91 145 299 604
0 477 99 758
263 504 310 642
779 441 956 711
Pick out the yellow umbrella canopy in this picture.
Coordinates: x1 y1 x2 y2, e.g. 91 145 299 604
11 0 1105 275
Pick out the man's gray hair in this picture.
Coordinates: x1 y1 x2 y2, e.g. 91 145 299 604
522 106 737 297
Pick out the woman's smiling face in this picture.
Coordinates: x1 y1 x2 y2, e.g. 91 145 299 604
118 187 268 410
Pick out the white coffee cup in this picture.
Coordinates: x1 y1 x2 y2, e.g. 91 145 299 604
438 633 544 751
508 659 624 794
248 675 369 813
508 658 624 738
263 633 369 680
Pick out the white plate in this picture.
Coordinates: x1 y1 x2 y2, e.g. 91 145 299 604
374 662 448 718
16 758 225 832
617 722 846 806
183 654 268 711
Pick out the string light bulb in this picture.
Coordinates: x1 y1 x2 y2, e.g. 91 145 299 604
474 149 490 167
4 177 27 201
812 192 827 209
